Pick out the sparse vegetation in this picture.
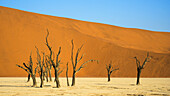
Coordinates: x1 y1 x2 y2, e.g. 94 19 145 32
45 55 53 82
16 53 38 87
106 61 119 82
134 52 152 85
66 62 69 86
44 57 49 82
70 40 98 86
45 29 63 88
27 74 30 82
35 47 44 88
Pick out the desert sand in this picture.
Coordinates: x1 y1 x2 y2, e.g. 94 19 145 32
0 77 170 96
0 6 170 77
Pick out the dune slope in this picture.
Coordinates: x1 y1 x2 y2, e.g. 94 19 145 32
0 6 170 77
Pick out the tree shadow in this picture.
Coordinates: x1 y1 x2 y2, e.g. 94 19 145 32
44 85 51 87
129 84 136 86
34 85 51 88
95 83 109 85
127 94 144 96
0 85 31 88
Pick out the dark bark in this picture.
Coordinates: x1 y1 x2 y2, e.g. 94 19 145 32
27 74 30 82
35 47 44 88
134 52 151 85
136 68 141 85
40 77 43 87
54 69 60 88
70 40 97 86
45 30 61 87
71 71 76 86
66 63 69 86
46 71 49 82
49 70 52 81
32 75 36 87
43 72 45 81
108 73 110 82
106 62 119 82
16 62 37 87
40 68 44 88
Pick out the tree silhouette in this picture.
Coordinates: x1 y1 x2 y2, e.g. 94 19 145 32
106 61 119 82
45 29 63 88
134 52 151 85
16 53 38 87
66 62 69 86
27 74 30 82
71 40 98 86
35 47 44 88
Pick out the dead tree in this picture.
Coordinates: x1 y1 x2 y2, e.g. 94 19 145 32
42 71 45 81
45 29 63 88
27 74 30 82
45 30 53 82
66 62 69 86
71 40 98 86
44 58 49 82
45 56 52 82
106 61 119 82
48 59 52 81
50 47 62 88
134 52 151 85
26 62 31 82
16 53 38 87
35 47 44 88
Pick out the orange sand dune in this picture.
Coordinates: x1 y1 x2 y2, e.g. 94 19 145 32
0 6 170 77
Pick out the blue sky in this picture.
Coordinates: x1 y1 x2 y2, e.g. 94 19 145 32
0 0 170 32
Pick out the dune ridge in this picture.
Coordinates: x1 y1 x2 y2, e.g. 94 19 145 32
0 6 170 77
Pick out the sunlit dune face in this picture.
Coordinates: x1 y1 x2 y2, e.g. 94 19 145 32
0 6 170 77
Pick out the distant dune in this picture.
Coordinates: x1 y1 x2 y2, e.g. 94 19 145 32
0 6 170 77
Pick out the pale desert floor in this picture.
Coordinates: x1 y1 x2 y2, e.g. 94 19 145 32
0 77 170 96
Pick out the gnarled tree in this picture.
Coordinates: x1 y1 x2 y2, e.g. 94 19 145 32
16 53 38 87
66 62 69 86
106 61 119 82
26 62 31 82
35 47 44 88
25 61 31 82
27 74 31 82
45 55 53 82
44 57 49 82
134 52 151 85
71 40 98 86
45 29 63 88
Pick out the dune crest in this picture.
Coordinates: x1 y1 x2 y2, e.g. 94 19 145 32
0 6 170 77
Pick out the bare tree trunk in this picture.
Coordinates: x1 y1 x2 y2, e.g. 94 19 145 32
32 75 37 87
71 71 76 86
55 69 60 88
27 74 30 82
42 72 45 81
49 70 52 81
45 30 62 87
70 40 98 86
46 72 49 82
106 61 119 82
108 73 111 82
16 54 38 87
40 77 43 87
66 63 69 86
40 68 44 88
134 52 151 85
136 68 141 85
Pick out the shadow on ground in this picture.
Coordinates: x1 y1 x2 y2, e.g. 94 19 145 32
0 85 30 88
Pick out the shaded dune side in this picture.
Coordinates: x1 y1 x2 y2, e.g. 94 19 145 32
0 6 170 77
